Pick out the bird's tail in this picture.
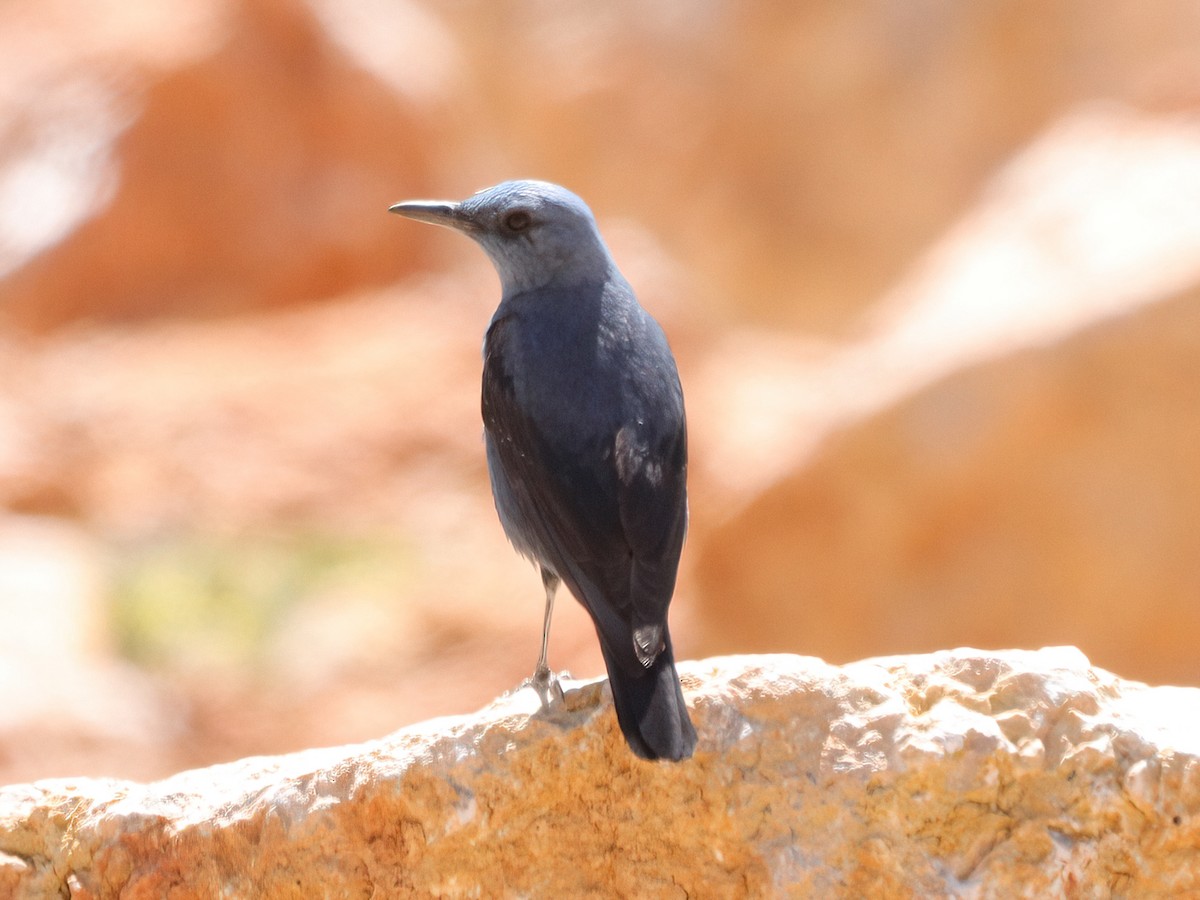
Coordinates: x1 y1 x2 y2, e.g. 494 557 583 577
599 632 697 761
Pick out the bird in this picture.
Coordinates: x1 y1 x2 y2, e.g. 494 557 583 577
389 180 697 761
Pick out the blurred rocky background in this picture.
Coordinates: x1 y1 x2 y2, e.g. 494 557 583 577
2 0 1199 785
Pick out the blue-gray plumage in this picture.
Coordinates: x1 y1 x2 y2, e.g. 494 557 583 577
389 180 696 761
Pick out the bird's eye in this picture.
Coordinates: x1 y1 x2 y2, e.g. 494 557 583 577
504 210 533 233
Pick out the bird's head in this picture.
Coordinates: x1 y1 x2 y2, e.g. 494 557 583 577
390 180 614 295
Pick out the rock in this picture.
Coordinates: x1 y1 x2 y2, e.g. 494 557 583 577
0 0 446 332
690 106 1200 686
1 648 1198 897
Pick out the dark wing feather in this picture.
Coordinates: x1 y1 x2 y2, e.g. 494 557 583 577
615 387 688 634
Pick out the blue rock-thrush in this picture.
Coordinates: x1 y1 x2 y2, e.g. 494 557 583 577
389 180 696 761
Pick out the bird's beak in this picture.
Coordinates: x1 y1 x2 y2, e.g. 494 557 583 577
388 200 476 232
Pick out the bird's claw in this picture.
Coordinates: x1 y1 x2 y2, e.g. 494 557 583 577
524 664 565 708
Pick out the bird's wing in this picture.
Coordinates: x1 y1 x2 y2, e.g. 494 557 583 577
613 384 689 639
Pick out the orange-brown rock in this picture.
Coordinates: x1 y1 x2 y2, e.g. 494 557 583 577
690 106 1200 686
2 648 1198 897
0 0 443 332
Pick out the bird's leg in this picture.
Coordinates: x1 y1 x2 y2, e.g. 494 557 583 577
535 567 558 675
528 567 564 707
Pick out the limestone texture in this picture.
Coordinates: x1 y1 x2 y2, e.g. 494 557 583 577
2 647 1198 898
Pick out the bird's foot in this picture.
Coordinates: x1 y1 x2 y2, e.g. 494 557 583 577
523 664 565 708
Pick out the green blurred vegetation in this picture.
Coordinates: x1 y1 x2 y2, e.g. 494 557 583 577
108 531 413 675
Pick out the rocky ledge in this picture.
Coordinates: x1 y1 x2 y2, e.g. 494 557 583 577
2 647 1197 898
